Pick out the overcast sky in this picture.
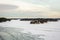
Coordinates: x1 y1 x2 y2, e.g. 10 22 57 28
0 0 60 18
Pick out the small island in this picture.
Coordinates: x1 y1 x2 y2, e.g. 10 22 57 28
0 17 60 24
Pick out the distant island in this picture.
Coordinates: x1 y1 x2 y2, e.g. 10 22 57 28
0 17 60 24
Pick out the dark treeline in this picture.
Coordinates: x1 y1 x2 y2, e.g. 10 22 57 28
0 17 60 24
21 18 59 24
0 17 11 22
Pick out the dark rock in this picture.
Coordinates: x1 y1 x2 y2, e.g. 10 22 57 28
0 17 11 22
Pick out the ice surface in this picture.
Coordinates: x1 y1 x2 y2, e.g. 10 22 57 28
0 20 60 40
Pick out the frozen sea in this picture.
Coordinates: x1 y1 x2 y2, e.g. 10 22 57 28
0 20 60 40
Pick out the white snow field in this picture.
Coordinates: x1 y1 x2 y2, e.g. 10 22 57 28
0 20 60 40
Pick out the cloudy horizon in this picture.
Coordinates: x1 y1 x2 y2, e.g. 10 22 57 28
0 0 60 18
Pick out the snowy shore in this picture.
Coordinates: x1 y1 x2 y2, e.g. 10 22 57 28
0 20 60 40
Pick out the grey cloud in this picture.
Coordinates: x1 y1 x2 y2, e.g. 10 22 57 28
49 0 60 11
0 11 46 18
0 4 18 10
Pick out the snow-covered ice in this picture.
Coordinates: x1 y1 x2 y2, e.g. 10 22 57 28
0 20 60 40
